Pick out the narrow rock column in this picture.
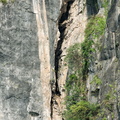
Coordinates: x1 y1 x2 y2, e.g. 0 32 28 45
32 0 51 120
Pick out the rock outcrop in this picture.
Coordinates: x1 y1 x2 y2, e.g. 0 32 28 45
87 0 120 119
0 0 120 120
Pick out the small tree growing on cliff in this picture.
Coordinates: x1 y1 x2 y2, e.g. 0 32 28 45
65 43 82 74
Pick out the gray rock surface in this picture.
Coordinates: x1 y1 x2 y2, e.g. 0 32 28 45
1 0 120 120
0 0 62 120
87 0 120 119
0 0 42 120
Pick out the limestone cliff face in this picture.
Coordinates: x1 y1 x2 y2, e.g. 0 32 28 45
0 0 41 120
87 0 120 119
0 0 120 120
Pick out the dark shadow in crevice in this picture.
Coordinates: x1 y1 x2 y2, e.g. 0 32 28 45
29 111 39 117
86 0 99 16
116 104 120 120
55 0 74 95
51 0 75 119
91 88 100 97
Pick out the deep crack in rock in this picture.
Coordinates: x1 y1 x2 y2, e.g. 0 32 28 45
51 0 75 119
55 0 74 95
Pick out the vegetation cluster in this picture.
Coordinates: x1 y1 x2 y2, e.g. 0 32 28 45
0 0 7 3
64 15 106 120
0 0 14 4
64 0 111 120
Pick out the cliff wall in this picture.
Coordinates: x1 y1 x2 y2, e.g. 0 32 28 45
0 0 120 120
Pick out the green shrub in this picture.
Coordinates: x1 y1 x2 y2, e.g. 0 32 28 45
102 118 107 120
90 75 102 86
102 0 109 17
64 100 100 120
0 0 7 3
0 0 15 4
81 39 95 76
85 16 106 40
64 12 106 120
100 83 117 118
65 73 86 109
65 74 78 91
81 15 106 75
65 16 106 79
65 43 82 72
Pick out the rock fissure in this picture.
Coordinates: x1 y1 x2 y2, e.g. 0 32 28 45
86 0 99 15
51 0 75 119
1 0 120 120
54 0 74 93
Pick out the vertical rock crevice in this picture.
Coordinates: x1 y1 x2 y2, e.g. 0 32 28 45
51 0 75 119
55 0 74 95
86 0 99 16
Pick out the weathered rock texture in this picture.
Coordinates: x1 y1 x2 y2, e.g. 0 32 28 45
54 0 87 119
87 0 120 119
0 0 120 120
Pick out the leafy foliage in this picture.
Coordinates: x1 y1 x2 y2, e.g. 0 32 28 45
102 83 116 111
0 0 7 3
64 101 100 120
0 0 15 4
65 43 82 72
102 0 109 17
81 15 106 75
64 16 106 120
64 7 107 120
90 75 102 86
85 16 106 40
96 83 117 119
81 39 95 76
65 72 87 109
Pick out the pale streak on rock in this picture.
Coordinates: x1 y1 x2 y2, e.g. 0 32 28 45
32 0 51 120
